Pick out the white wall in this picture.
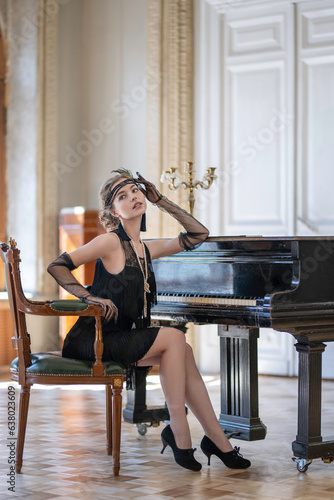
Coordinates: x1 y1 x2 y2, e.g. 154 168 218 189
57 0 147 212
195 0 334 377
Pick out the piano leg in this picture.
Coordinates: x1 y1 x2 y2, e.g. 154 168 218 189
292 341 334 462
218 325 267 441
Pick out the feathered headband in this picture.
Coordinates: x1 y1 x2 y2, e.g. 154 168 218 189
105 178 139 207
105 177 146 231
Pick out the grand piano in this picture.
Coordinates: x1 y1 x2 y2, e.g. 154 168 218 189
123 236 334 472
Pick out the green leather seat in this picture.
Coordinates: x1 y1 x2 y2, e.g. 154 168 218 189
10 352 125 377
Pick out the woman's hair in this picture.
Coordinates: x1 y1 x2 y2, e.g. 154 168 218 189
99 168 134 231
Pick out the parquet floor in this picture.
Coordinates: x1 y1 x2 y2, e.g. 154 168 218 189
0 368 334 500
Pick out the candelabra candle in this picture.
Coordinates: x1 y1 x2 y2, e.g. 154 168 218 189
161 162 217 215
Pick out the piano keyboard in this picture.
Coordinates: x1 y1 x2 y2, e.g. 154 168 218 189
157 294 258 307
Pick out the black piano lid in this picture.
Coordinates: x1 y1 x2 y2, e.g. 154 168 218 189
149 236 334 335
150 236 334 300
150 236 302 298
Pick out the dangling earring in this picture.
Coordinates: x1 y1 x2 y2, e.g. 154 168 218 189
140 213 146 232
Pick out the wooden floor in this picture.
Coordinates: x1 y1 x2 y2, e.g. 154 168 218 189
0 368 334 500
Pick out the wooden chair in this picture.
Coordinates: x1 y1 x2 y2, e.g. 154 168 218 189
0 238 126 476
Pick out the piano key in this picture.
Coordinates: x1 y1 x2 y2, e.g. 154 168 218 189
156 294 258 307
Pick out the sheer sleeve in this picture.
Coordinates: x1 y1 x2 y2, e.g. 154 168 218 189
134 173 209 250
155 196 209 250
47 253 118 321
47 253 90 300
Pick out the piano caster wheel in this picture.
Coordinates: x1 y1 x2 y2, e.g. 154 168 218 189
292 457 312 473
136 424 148 435
136 422 160 436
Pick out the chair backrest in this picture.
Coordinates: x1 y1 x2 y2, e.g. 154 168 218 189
0 239 32 378
1 239 20 341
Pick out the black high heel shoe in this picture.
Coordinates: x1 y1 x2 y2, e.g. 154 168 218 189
200 435 251 469
161 425 202 471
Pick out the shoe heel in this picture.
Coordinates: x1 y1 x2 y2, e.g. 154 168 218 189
202 449 212 466
161 437 168 454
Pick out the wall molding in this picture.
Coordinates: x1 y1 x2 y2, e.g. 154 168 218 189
206 0 318 14
37 0 59 294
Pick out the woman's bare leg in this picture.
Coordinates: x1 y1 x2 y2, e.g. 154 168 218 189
138 330 233 453
183 344 233 452
137 327 192 449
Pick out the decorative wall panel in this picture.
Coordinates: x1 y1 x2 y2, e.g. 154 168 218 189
301 5 334 49
297 1 334 236
228 14 285 56
226 61 288 231
299 57 334 232
223 2 294 236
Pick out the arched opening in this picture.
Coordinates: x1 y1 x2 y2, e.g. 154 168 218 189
0 30 7 289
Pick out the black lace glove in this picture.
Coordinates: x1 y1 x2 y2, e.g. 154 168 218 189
135 172 163 203
135 172 209 250
47 253 118 322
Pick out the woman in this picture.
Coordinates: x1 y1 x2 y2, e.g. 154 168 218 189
48 169 251 472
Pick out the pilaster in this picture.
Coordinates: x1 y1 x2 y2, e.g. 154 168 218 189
146 0 194 238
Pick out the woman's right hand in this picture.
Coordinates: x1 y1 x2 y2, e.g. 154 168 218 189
83 296 118 322
135 172 163 203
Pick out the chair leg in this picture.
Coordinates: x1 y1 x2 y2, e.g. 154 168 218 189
112 378 123 476
106 385 112 456
16 385 31 473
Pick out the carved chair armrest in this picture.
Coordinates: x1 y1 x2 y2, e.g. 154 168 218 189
16 297 104 375
16 295 103 317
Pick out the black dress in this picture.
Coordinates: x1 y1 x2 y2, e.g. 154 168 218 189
62 225 160 382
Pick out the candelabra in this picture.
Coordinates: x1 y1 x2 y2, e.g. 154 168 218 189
161 161 217 215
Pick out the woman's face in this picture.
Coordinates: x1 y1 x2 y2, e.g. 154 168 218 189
111 178 146 223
